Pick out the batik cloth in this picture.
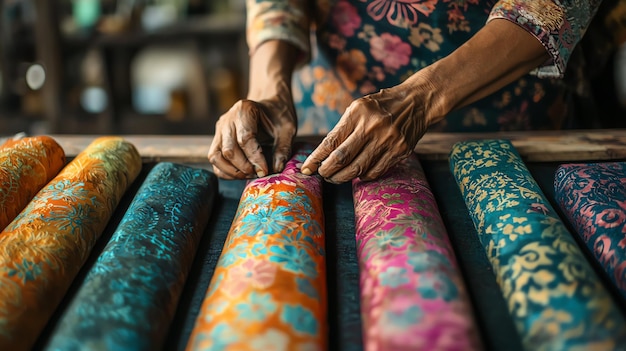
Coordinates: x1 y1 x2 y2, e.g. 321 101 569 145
353 153 481 351
0 136 65 231
555 162 626 299
44 162 218 351
186 145 326 351
0 136 142 350
449 139 626 350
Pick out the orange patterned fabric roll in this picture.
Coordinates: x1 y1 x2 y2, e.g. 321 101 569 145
0 136 65 231
186 145 326 351
0 136 142 350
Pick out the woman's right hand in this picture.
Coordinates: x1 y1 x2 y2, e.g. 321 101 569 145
208 40 301 180
208 88 297 180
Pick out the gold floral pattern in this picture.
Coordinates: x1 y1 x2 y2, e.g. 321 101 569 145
450 139 626 350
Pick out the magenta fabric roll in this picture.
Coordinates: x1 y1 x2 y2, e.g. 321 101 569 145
352 153 481 351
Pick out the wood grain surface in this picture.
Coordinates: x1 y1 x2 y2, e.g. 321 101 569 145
47 130 626 164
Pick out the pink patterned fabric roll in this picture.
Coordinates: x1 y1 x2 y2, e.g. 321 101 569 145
353 153 481 351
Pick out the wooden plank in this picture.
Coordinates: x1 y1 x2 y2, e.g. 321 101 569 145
49 130 626 163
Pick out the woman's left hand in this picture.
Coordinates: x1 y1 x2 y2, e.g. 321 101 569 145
301 83 435 184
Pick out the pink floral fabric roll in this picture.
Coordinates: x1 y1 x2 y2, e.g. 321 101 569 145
353 153 481 351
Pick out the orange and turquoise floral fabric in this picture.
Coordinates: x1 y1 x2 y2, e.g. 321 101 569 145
449 139 626 350
555 162 626 299
45 162 218 351
187 145 326 351
0 136 141 350
247 0 609 134
353 153 481 350
0 136 65 231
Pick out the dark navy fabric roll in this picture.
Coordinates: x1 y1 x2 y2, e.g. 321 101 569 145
555 162 626 298
44 162 218 351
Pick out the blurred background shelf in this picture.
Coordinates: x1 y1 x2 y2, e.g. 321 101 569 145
0 0 247 135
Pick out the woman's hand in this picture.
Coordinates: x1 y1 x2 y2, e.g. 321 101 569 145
301 82 436 184
208 40 300 179
301 19 549 184
208 89 297 179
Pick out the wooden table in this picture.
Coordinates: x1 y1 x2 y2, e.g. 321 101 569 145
51 129 626 163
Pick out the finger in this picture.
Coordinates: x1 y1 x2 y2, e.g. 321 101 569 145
236 101 269 177
211 162 236 180
301 120 354 175
272 124 295 173
324 141 378 184
208 129 250 179
220 127 255 177
317 131 367 180
208 150 249 179
359 152 408 181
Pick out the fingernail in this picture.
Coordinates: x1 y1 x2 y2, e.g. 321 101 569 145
256 170 266 178
302 168 312 175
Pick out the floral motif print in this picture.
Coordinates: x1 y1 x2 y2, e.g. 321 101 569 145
555 162 626 299
45 162 217 351
0 137 141 350
247 0 605 135
187 144 326 351
449 139 626 350
0 136 65 231
365 0 438 27
353 153 481 351
369 32 412 70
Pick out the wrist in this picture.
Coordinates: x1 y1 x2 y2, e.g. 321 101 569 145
399 65 453 126
247 78 292 101
247 40 298 101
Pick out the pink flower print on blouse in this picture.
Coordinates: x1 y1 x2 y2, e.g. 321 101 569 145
333 1 362 37
370 33 411 70
366 0 438 27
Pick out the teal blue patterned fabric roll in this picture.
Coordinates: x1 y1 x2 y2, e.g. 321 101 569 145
449 139 626 350
44 162 218 351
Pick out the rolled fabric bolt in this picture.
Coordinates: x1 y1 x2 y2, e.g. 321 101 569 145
187 144 326 351
555 162 626 299
0 136 66 231
44 162 218 351
449 139 626 350
353 153 482 351
0 136 142 350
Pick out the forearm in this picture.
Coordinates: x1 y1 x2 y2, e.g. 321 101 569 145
247 40 300 100
403 19 549 125
245 0 312 101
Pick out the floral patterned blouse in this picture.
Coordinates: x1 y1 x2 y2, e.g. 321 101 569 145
246 0 607 135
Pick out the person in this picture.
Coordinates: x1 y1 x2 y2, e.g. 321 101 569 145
208 0 616 184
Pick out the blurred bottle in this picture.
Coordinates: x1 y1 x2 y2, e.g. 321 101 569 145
72 0 101 30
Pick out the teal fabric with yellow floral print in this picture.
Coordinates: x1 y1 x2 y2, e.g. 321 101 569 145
449 139 626 350
44 162 218 351
247 0 607 135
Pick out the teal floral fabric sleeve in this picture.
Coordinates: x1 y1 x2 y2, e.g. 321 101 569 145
246 0 311 60
449 139 626 350
44 162 218 351
489 0 603 78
